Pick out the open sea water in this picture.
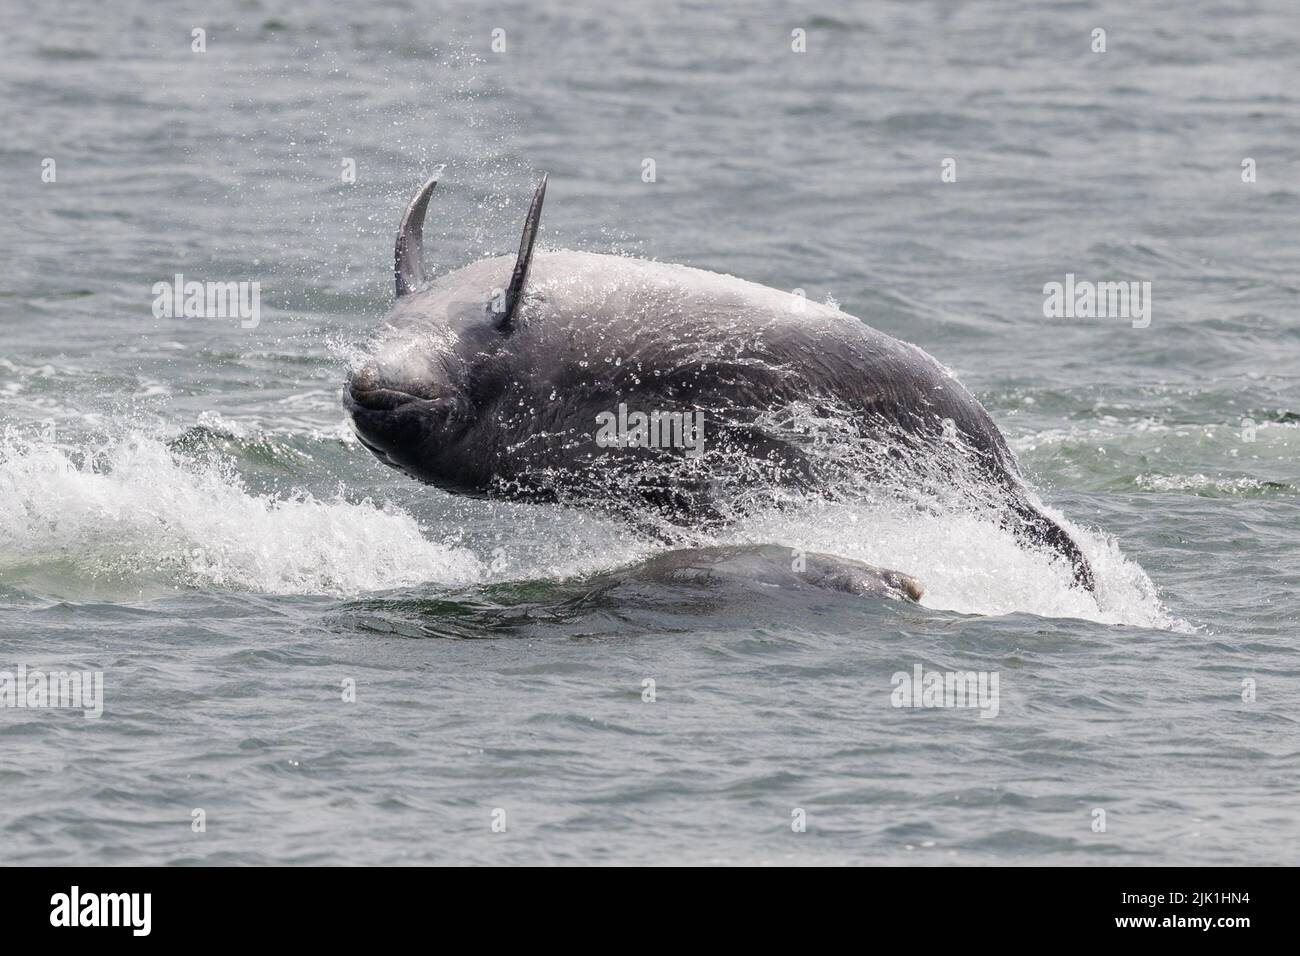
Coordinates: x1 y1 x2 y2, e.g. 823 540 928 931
1 0 1297 865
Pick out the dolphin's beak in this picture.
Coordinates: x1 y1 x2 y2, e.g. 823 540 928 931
345 368 423 411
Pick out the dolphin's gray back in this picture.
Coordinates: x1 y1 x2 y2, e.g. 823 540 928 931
368 249 1093 589
399 249 1017 477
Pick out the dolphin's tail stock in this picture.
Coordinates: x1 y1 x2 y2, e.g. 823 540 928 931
1006 495 1097 593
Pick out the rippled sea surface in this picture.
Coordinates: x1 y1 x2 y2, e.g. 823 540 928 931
2 0 1297 865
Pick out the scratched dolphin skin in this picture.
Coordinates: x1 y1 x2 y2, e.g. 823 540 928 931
344 173 1096 592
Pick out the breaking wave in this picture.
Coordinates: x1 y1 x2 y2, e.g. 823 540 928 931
0 431 482 598
0 422 1183 630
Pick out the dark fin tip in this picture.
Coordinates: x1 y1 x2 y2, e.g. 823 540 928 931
496 173 547 331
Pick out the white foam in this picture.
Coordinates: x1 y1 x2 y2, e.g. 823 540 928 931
1135 472 1280 494
0 429 1183 628
0 433 483 598
713 497 1185 630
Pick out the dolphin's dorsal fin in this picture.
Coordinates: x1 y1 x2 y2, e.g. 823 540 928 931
394 167 444 297
496 173 547 331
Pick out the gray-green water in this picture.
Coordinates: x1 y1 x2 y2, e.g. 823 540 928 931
1 0 1297 864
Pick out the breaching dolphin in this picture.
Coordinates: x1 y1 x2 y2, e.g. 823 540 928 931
344 171 1097 592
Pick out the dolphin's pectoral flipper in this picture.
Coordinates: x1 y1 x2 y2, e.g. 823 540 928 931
802 552 926 601
624 544 924 602
1007 498 1096 592
394 168 444 297
497 174 547 332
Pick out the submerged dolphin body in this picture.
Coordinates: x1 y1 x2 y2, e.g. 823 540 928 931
345 173 1097 592
615 545 926 602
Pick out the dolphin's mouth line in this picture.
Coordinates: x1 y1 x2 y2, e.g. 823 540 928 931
346 383 426 411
